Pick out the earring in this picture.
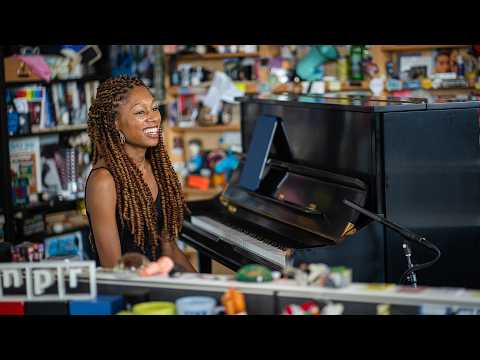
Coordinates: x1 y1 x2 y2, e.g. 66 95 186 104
118 130 126 145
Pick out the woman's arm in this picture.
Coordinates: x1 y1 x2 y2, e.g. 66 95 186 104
161 240 197 272
86 169 122 268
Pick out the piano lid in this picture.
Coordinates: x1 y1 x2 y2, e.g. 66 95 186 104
236 94 480 112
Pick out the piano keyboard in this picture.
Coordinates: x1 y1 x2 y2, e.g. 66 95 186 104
190 216 288 268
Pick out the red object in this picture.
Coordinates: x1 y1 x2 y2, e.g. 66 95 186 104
187 175 210 190
0 302 25 315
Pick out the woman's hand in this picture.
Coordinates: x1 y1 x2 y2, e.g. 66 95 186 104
138 256 175 276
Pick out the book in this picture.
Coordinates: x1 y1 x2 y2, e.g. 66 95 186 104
51 83 70 126
9 137 42 205
84 80 99 115
5 86 51 135
44 231 84 260
40 135 64 193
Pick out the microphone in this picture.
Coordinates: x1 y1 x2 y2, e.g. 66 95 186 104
342 199 441 286
342 199 427 247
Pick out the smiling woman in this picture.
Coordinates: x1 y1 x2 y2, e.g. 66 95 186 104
84 76 195 271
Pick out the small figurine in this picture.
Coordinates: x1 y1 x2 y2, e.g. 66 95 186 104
186 139 204 174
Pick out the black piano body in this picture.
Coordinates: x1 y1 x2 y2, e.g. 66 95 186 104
180 94 480 289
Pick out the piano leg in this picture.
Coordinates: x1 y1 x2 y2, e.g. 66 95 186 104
198 252 212 273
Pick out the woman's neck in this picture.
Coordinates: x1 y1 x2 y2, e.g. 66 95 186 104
124 143 148 168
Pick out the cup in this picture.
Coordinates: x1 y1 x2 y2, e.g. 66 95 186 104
175 296 223 315
132 301 176 315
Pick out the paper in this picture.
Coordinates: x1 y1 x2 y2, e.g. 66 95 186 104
203 72 244 115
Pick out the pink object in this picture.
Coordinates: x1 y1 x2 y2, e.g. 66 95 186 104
15 55 52 81
138 256 175 277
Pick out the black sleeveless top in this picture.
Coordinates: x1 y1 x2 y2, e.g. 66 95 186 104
85 167 163 265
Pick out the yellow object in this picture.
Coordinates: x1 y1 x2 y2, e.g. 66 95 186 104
366 283 396 291
421 79 432 90
234 82 247 92
116 310 134 315
132 301 176 315
377 304 391 315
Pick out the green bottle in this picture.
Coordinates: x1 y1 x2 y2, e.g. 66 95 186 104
349 45 364 82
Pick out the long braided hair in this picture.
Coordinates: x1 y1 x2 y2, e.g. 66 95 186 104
87 75 187 256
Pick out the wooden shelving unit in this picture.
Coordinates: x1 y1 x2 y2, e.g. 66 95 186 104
169 124 241 133
380 45 469 52
0 45 111 245
168 52 260 61
182 186 223 202
10 124 88 138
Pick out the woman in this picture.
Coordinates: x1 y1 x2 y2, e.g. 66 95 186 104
85 75 195 271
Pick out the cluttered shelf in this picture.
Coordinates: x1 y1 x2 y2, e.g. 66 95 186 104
17 223 89 244
183 186 223 202
5 75 106 87
380 45 469 52
169 124 241 133
13 197 84 214
168 52 260 61
9 124 88 138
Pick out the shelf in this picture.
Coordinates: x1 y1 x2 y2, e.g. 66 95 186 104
381 45 469 52
9 124 87 138
5 75 105 87
169 52 260 61
167 81 257 97
388 87 477 93
14 197 83 215
169 124 241 132
183 186 223 201
18 223 89 243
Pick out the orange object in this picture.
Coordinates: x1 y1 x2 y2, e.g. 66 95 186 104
222 288 246 315
187 175 210 190
211 173 226 187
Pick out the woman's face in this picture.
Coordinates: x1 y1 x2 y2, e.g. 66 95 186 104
116 86 162 148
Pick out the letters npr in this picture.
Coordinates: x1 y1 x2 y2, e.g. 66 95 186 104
0 261 96 301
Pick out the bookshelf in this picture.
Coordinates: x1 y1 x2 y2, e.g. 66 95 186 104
371 45 479 97
0 46 110 245
163 47 264 202
169 52 260 61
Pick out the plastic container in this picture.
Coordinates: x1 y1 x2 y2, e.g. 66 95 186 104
132 301 176 315
176 296 223 315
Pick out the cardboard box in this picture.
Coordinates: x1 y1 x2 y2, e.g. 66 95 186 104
4 56 42 83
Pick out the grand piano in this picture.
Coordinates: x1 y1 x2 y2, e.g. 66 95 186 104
180 93 480 289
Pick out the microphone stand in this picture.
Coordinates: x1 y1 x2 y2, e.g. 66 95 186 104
342 199 438 287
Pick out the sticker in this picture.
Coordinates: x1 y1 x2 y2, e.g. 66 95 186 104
365 283 397 291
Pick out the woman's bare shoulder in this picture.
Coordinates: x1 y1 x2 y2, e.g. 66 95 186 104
87 163 116 197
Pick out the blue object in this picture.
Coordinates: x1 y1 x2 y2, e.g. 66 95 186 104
403 80 421 90
62 45 85 53
176 296 218 315
296 45 338 81
69 295 125 315
214 150 239 178
238 116 278 192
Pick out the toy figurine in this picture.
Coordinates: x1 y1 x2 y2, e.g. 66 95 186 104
186 139 204 174
214 148 239 180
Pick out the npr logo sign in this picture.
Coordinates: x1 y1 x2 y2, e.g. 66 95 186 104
0 261 96 302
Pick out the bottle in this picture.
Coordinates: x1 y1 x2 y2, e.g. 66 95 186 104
457 54 465 79
349 45 364 83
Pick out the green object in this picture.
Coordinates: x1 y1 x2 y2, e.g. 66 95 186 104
132 301 176 315
235 264 273 282
349 45 365 82
116 310 134 315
